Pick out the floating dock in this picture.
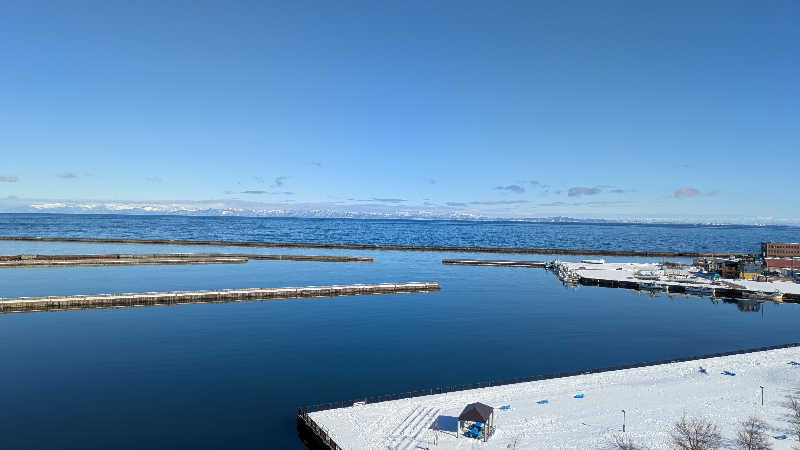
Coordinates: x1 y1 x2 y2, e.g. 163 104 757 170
0 253 372 268
0 281 440 314
442 259 545 267
0 236 750 257
298 343 800 450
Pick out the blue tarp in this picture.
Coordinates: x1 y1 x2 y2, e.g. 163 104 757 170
536 400 549 404
500 405 511 410
574 394 584 398
722 370 736 376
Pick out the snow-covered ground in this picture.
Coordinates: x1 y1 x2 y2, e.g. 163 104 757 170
309 347 800 449
557 261 800 296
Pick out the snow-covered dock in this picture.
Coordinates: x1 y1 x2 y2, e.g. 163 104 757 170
300 345 800 449
0 253 373 267
550 261 800 302
0 281 440 314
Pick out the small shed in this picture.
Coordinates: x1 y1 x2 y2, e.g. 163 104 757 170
457 402 495 441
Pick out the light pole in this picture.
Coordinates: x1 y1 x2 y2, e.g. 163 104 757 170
622 409 626 432
760 386 764 406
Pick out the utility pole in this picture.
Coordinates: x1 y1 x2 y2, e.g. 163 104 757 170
622 409 626 432
760 386 764 406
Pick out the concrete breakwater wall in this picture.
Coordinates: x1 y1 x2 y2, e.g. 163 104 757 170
0 253 247 267
442 259 546 267
0 236 749 257
576 276 800 304
0 282 440 314
0 253 372 267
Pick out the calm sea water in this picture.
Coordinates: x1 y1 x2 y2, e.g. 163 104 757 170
2 213 799 252
0 214 798 449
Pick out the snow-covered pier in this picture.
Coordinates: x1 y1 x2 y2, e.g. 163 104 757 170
549 260 800 303
0 281 439 314
0 253 372 268
298 344 800 449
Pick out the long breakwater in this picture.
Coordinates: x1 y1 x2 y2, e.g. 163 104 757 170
0 236 749 257
0 252 372 267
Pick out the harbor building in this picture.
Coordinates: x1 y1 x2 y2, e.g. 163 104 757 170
738 257 764 280
692 257 741 279
761 242 800 258
765 258 800 279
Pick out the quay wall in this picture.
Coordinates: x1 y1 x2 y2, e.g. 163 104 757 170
0 282 440 314
442 259 545 267
0 236 749 257
296 342 800 449
576 275 799 303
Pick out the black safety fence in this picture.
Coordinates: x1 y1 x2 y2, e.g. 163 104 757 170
297 342 800 448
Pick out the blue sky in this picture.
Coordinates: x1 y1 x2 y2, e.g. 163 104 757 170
1 1 798 222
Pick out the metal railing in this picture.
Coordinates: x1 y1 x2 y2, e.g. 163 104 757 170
299 342 800 417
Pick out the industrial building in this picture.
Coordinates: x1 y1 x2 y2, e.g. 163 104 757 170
761 242 800 258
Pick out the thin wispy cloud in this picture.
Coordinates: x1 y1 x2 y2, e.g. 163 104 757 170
494 184 525 194
145 176 163 183
609 188 626 194
584 200 632 207
674 187 700 199
529 180 539 185
470 200 529 205
446 200 530 207
241 190 294 195
367 198 406 203
539 202 566 207
538 200 632 207
58 172 78 179
271 176 288 188
568 187 601 197
0 175 19 182
426 178 437 185
311 162 322 167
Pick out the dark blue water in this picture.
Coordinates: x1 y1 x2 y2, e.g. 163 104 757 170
1 213 798 252
0 214 798 449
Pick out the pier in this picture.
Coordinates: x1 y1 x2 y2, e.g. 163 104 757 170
0 253 372 268
550 260 800 303
0 281 440 314
442 259 545 267
0 236 750 257
298 343 800 450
